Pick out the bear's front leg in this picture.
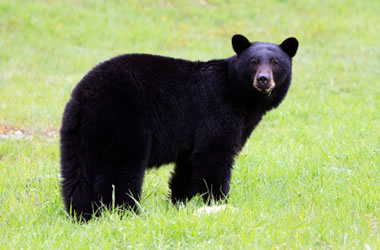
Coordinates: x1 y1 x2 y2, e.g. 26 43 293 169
169 151 194 204
190 151 234 203
170 150 235 204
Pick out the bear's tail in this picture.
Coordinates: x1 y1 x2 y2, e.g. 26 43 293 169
60 100 95 221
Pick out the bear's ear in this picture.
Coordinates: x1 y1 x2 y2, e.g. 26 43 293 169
232 34 251 55
280 37 299 58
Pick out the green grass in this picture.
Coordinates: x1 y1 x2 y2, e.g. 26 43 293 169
0 0 379 248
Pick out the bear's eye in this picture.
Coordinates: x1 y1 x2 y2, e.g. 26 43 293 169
271 59 279 66
250 58 259 66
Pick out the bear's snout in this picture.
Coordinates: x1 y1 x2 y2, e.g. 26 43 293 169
257 73 270 88
253 68 275 95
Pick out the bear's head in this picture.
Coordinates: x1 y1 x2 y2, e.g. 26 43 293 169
231 34 298 97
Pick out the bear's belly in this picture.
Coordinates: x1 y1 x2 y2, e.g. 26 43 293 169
147 127 193 168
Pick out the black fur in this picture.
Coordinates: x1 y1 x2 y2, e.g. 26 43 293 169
60 34 298 221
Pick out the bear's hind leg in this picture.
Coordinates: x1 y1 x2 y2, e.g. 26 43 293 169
82 97 151 216
91 127 151 215
93 164 146 213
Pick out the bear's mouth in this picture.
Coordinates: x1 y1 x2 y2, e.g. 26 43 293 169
255 86 274 96
253 79 275 96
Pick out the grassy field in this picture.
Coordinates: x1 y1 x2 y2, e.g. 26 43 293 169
0 0 379 248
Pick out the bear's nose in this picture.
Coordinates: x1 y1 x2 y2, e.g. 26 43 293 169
257 73 270 88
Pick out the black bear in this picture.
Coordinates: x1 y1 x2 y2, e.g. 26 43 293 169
60 34 298 221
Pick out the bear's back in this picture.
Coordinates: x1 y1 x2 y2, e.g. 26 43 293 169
71 54 205 103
